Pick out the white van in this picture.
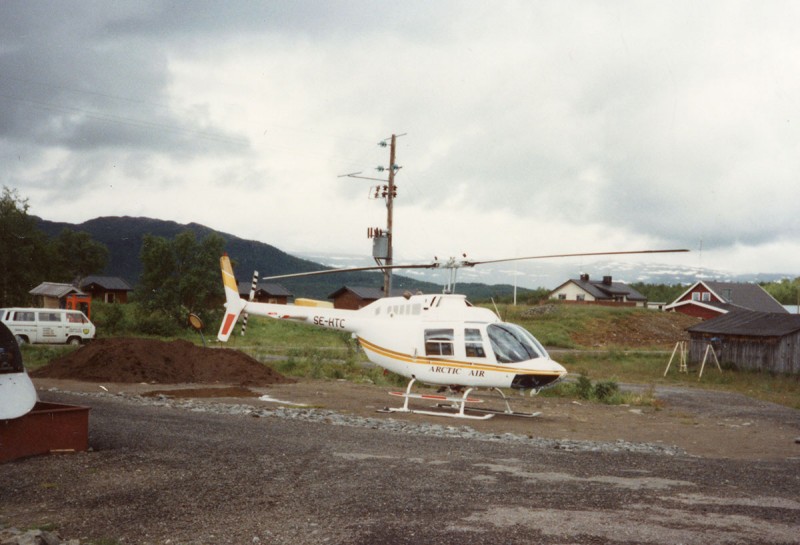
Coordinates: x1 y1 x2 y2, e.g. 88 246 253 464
0 308 96 345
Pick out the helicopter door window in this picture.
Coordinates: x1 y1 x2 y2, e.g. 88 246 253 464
424 329 454 356
464 328 486 358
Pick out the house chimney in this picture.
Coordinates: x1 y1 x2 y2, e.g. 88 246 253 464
580 273 589 282
602 275 612 285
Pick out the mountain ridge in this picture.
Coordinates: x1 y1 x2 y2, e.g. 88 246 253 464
34 216 532 301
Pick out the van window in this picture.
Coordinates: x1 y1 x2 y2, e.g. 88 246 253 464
13 311 35 322
38 312 62 322
67 312 87 324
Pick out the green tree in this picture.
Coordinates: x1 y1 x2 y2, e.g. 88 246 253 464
136 230 226 330
48 228 109 282
0 186 49 306
630 282 686 303
762 277 800 305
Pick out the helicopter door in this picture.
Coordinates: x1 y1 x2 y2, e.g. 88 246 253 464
464 328 487 358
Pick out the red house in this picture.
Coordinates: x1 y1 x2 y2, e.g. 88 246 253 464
665 280 786 320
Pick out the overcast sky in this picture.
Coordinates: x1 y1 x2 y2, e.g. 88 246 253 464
2 1 798 287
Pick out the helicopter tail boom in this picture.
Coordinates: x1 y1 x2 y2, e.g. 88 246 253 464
217 254 247 342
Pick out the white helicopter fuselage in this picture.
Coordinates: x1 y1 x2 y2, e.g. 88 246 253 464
219 278 566 392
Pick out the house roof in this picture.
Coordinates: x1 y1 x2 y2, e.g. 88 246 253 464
667 280 786 314
29 282 85 298
666 299 734 314
687 310 800 338
554 277 646 301
237 282 293 297
327 286 408 300
80 276 133 291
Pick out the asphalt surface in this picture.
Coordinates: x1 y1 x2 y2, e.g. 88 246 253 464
2 390 799 545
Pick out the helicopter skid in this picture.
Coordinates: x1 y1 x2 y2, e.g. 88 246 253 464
379 405 494 420
434 403 541 418
435 387 541 418
379 378 495 420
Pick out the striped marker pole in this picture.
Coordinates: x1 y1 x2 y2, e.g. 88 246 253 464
241 270 259 336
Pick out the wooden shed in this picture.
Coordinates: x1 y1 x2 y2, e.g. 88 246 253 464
237 282 292 305
80 276 133 304
686 310 800 374
328 286 407 310
29 282 86 309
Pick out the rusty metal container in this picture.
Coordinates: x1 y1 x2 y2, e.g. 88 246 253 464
0 402 90 463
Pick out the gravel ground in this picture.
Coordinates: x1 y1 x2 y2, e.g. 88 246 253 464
2 380 799 545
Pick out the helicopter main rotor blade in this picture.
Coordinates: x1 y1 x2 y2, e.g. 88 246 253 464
462 248 689 267
263 262 439 281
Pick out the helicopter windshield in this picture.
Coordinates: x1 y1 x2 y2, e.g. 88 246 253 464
487 323 549 363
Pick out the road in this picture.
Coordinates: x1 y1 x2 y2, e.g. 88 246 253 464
2 389 799 545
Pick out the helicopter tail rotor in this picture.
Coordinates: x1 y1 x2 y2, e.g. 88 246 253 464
217 254 247 342
240 269 258 336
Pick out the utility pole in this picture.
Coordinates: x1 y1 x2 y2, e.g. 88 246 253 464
384 133 397 297
340 133 404 298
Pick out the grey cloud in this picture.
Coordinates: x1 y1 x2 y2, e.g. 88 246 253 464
0 1 248 155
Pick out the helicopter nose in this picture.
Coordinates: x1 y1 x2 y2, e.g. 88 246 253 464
511 358 567 390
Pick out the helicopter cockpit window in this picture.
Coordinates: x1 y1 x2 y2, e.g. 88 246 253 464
487 323 548 363
425 329 454 356
464 328 486 358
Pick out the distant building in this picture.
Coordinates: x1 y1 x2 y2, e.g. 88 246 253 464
237 282 292 305
548 274 647 307
666 280 786 320
328 286 408 310
29 282 87 309
80 276 133 304
687 310 800 374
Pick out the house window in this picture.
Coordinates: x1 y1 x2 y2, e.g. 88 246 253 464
464 328 486 358
425 329 454 356
692 292 701 301
557 294 567 300
701 292 711 302
576 294 585 301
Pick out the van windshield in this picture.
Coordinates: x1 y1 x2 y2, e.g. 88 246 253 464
487 323 549 363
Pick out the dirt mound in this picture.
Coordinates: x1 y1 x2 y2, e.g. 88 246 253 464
31 337 294 387
570 311 701 348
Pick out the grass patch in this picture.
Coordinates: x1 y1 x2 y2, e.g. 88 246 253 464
557 350 800 409
541 372 659 406
22 304 800 410
19 345 80 371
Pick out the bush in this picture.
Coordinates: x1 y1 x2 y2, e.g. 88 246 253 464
575 373 594 399
593 379 620 402
91 302 127 335
132 309 181 336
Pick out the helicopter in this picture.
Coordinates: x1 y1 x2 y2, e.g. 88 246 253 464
216 248 687 420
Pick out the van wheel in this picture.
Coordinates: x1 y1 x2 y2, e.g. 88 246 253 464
67 337 82 346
